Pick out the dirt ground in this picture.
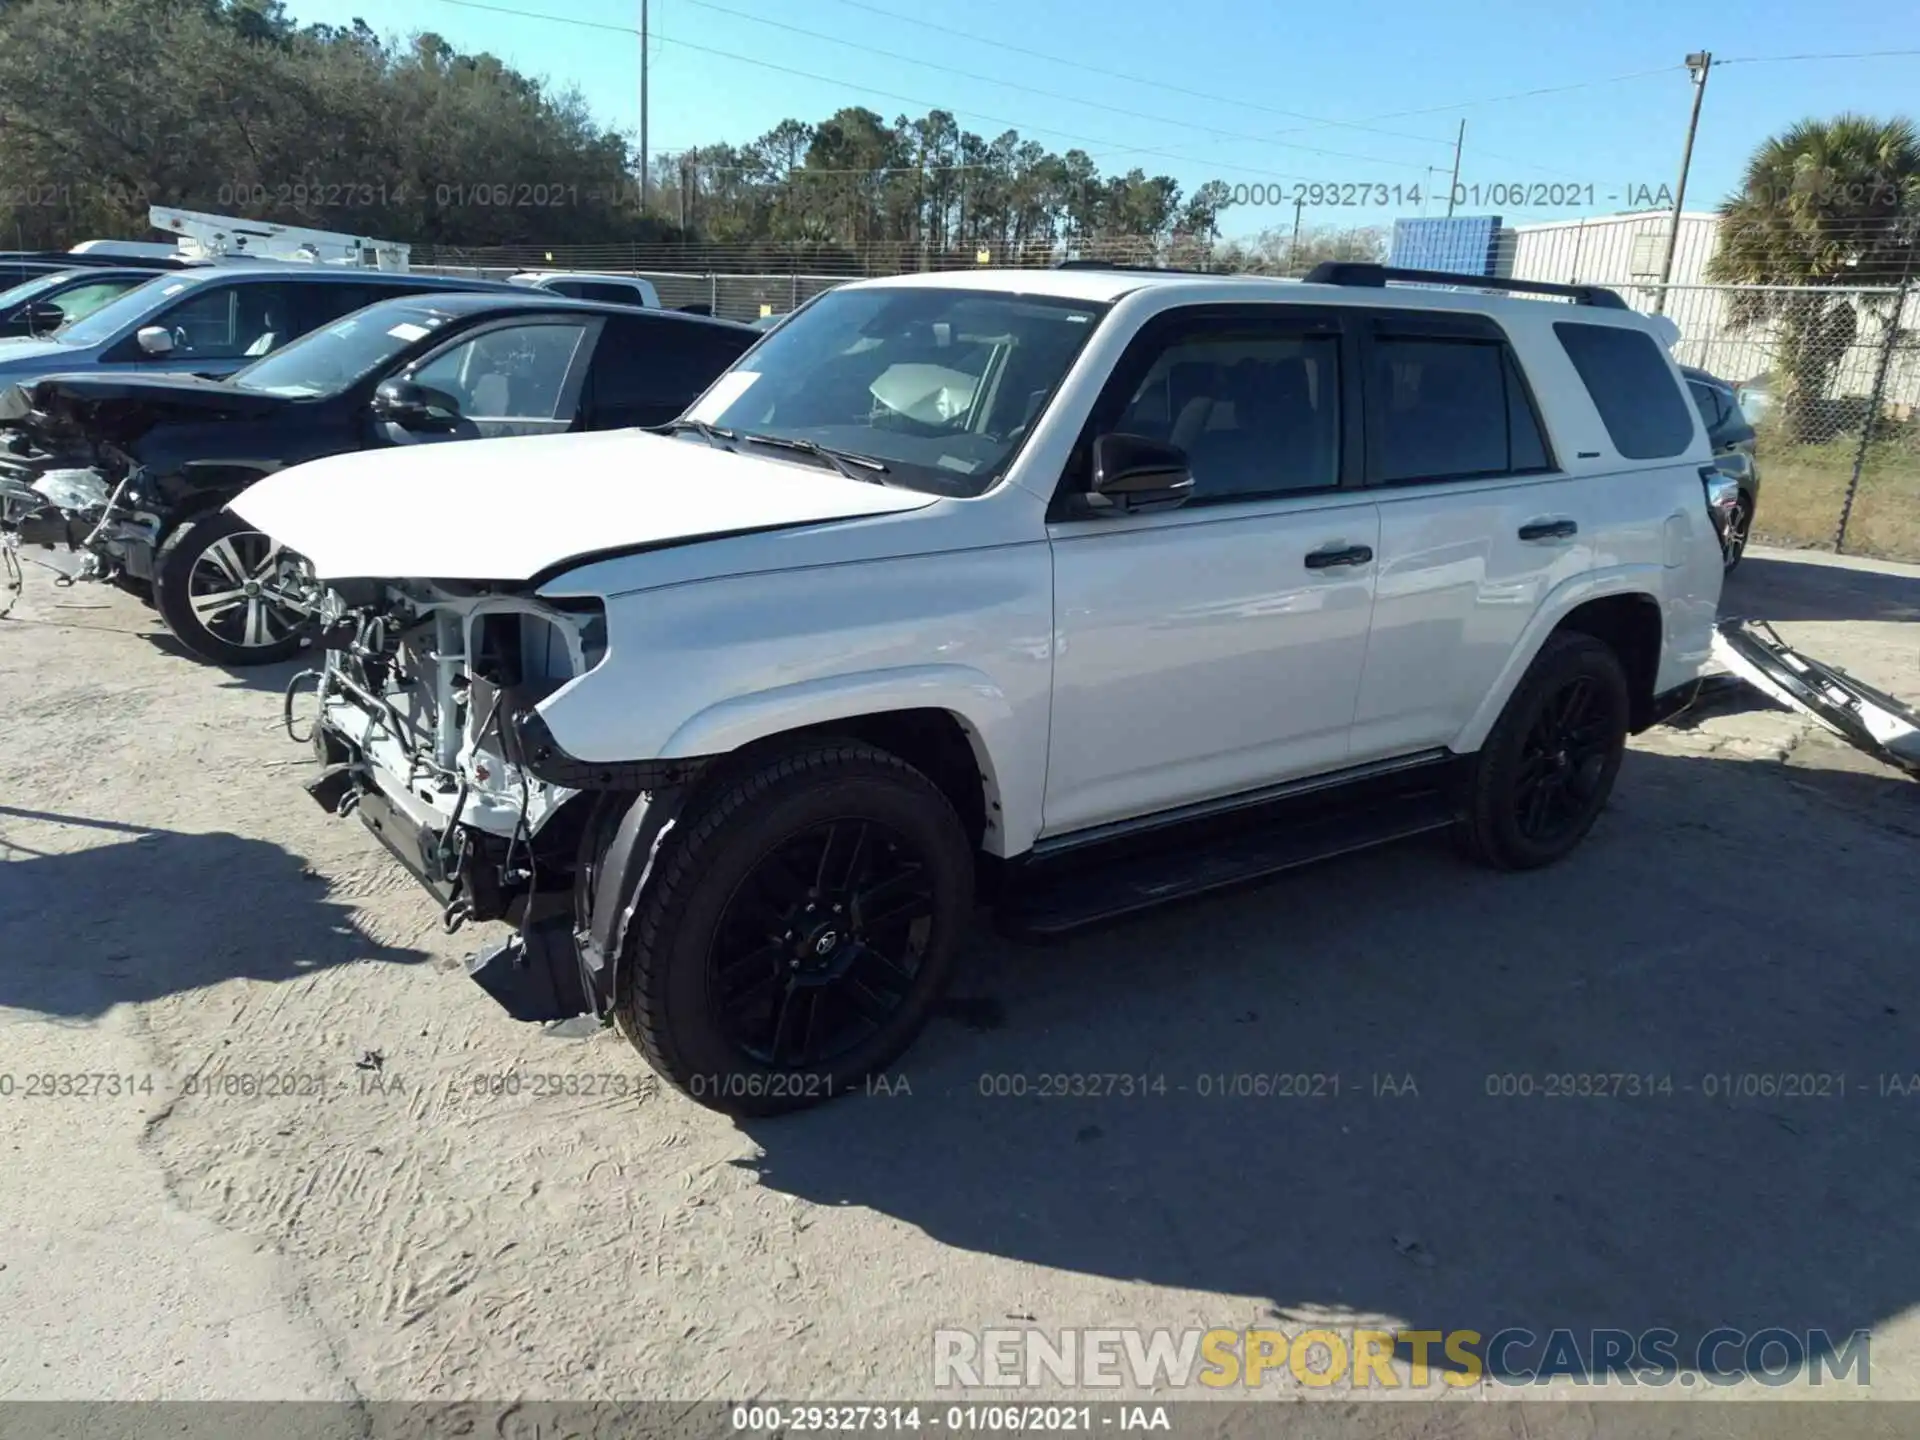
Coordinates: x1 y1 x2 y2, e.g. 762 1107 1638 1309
3 543 1920 1417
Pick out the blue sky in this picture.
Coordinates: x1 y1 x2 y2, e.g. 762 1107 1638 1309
281 0 1918 237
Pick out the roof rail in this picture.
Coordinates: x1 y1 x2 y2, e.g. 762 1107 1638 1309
1050 259 1208 274
1303 261 1628 310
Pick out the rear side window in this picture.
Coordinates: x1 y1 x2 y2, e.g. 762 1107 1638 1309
1555 322 1695 459
1370 338 1552 484
570 280 647 305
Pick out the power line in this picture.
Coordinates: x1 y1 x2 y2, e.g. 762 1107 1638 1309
1271 66 1686 133
419 0 1415 187
811 0 1459 150
1717 48 1920 65
675 0 1434 171
418 0 1716 193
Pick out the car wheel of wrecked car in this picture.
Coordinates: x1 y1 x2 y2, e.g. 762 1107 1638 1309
154 509 317 666
1721 493 1752 574
613 742 974 1116
1459 632 1630 872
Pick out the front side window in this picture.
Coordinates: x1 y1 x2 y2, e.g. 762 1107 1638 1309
407 322 591 419
687 286 1108 497
137 282 306 360
1556 321 1695 459
1115 329 1341 498
1370 337 1550 484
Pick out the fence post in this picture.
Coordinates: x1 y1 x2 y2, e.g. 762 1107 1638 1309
790 272 798 311
1834 278 1910 555
708 272 718 315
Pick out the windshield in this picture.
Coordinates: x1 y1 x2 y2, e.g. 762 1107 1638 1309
52 273 200 346
231 305 451 397
685 286 1108 496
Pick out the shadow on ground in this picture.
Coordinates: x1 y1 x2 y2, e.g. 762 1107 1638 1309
135 629 314 695
0 805 429 1018
736 747 1920 1382
1731 553 1920 625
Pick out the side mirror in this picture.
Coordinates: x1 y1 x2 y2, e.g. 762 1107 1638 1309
23 303 66 334
1083 432 1195 514
135 325 175 356
372 377 462 430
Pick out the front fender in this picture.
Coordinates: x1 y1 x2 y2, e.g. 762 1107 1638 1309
1450 564 1669 754
658 664 1022 852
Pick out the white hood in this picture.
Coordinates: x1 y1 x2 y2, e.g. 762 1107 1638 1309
230 428 936 582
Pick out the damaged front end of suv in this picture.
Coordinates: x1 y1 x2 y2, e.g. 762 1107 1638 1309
297 575 689 1026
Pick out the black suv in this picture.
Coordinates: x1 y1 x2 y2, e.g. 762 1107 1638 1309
1681 363 1760 571
1 292 757 663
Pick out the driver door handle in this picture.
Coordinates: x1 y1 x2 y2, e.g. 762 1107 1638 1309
1519 518 1578 542
1304 544 1374 569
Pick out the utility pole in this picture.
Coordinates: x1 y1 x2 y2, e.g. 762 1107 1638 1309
1290 196 1304 271
1654 50 1712 315
638 0 650 214
1444 119 1465 217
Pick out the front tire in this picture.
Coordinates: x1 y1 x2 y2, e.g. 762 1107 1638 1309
1460 632 1630 871
614 742 975 1116
154 510 315 666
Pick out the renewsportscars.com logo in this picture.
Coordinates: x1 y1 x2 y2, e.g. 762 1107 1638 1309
932 1326 1871 1390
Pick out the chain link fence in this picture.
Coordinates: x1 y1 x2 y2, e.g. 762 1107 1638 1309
1647 281 1920 562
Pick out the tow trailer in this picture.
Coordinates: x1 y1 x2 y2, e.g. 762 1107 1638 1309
1708 618 1920 779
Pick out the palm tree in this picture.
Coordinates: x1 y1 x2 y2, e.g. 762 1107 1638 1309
1706 115 1920 439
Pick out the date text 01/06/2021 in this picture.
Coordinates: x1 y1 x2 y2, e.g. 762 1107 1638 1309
729 1405 1171 1433
1215 181 1677 210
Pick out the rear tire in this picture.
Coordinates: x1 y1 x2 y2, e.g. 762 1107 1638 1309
1460 632 1630 871
613 742 975 1116
154 510 315 666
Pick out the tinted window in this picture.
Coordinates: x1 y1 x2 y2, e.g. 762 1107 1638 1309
590 314 752 410
144 281 307 360
1372 339 1526 482
1115 329 1340 498
1555 321 1695 459
1686 380 1725 431
1505 349 1551 472
571 280 646 305
409 321 591 419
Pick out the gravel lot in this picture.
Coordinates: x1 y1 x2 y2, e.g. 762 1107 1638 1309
3 544 1919 1416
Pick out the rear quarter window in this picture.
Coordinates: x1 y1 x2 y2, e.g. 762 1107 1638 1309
1555 321 1696 459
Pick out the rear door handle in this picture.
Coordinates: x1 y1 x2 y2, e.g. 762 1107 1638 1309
1518 518 1578 542
1304 544 1374 569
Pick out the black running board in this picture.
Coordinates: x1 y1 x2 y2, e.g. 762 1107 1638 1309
997 762 1462 938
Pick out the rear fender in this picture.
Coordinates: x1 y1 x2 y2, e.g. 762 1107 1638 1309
1450 565 1670 754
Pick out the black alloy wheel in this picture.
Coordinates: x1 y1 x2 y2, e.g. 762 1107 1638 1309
708 817 937 1069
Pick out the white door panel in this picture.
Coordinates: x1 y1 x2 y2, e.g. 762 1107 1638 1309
1349 476 1591 761
1044 496 1380 836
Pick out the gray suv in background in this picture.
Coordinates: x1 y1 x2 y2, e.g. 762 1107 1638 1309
0 265 524 389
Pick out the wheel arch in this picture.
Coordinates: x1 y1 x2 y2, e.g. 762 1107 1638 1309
1452 569 1668 752
656 668 1013 855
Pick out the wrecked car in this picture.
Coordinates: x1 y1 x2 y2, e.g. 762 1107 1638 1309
0 293 756 663
238 263 1726 1115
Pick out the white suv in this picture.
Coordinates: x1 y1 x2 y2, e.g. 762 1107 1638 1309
236 262 1725 1114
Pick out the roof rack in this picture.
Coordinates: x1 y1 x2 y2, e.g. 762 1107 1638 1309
1303 261 1627 310
1050 259 1208 274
